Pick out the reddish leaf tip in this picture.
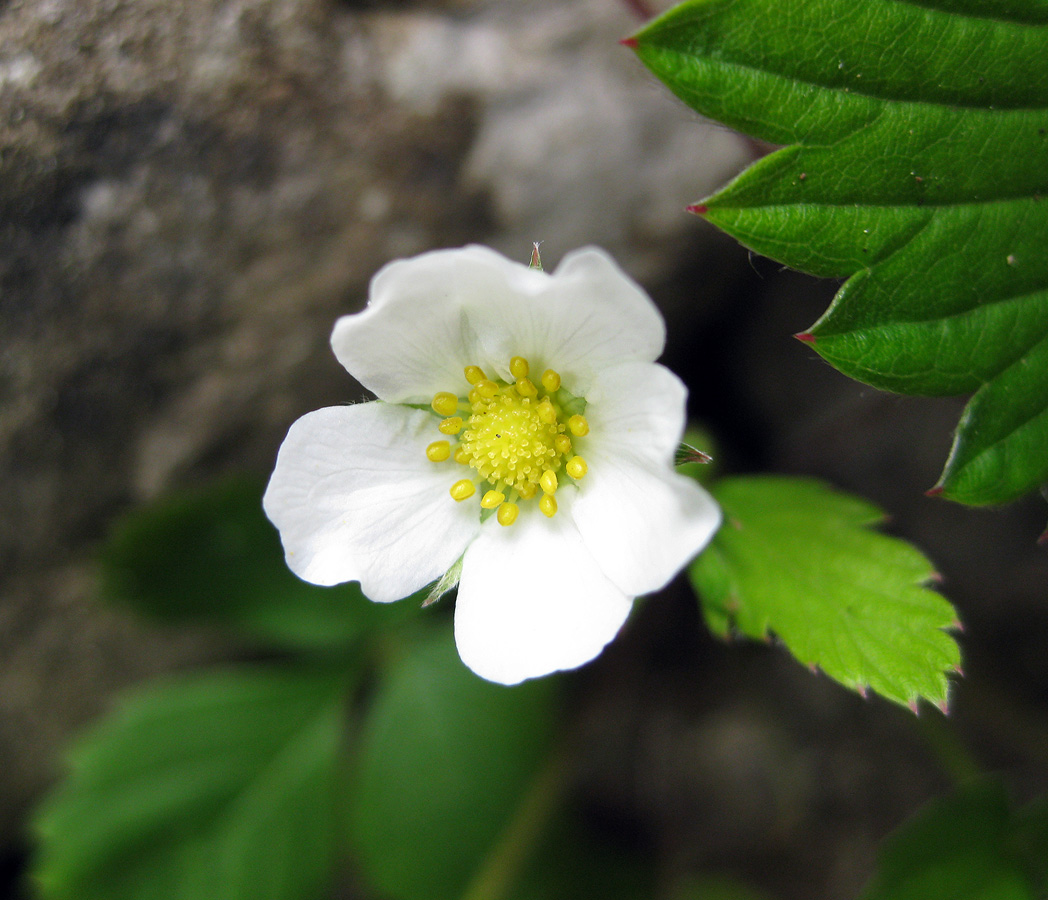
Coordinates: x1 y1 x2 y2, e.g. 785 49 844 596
925 485 945 497
686 203 708 215
951 619 965 633
857 684 869 700
619 36 639 48
936 699 951 716
794 332 816 344
954 664 965 677
1038 528 1048 546
908 699 921 716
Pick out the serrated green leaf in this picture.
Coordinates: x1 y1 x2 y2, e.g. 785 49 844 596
860 780 1042 900
630 0 1048 505
689 477 960 709
348 626 558 900
32 668 347 900
99 477 413 650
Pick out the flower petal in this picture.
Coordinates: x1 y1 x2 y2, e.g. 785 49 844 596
331 245 666 403
471 247 666 390
570 453 721 598
583 360 690 467
330 246 547 403
263 402 479 601
570 356 721 593
454 505 633 685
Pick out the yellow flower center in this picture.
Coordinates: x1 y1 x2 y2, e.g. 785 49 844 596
425 356 589 525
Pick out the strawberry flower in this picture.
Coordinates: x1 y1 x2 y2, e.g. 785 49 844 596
264 246 720 684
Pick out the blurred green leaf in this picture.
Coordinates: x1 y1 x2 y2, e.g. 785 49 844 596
671 875 774 900
1013 795 1048 893
629 0 1048 505
99 477 412 650
33 668 348 900
860 780 1044 899
690 477 960 709
348 626 559 900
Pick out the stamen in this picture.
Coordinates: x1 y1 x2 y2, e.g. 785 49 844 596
510 356 529 379
516 377 538 398
464 365 486 385
540 470 558 494
426 440 451 462
566 456 588 479
434 353 589 519
568 414 589 437
497 502 520 526
432 392 459 417
450 479 476 502
481 490 506 509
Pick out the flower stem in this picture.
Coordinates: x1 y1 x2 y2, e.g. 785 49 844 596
916 708 982 787
459 746 567 900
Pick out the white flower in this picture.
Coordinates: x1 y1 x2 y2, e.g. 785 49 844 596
263 245 721 684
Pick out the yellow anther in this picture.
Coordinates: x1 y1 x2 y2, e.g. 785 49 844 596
432 392 459 417
566 456 588 479
516 377 538 398
539 494 557 518
481 490 506 509
464 365 487 385
450 355 585 506
450 479 476 502
426 440 451 462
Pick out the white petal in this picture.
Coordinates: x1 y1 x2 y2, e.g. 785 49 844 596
330 245 666 404
454 504 633 685
330 246 547 402
570 454 722 597
571 358 721 594
583 360 690 468
471 247 666 391
263 402 480 602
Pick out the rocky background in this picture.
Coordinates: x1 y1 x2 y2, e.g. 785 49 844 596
1 0 1046 898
